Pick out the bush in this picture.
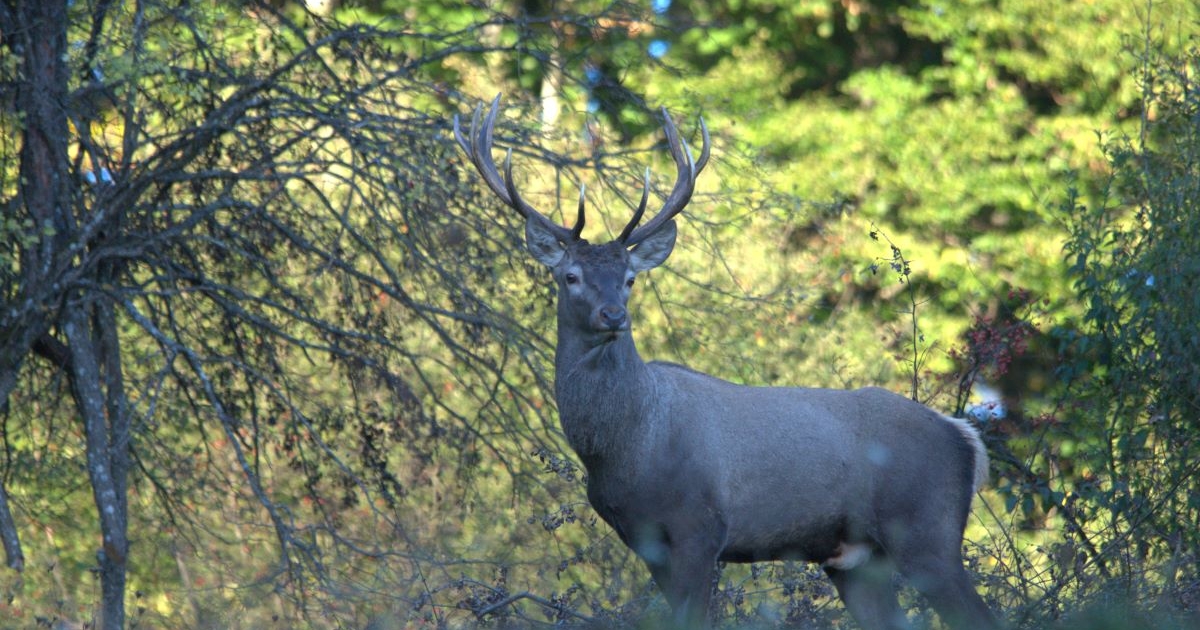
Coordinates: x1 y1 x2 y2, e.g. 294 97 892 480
1012 35 1200 624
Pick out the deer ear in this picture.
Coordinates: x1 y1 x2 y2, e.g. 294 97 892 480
525 217 567 267
628 220 676 272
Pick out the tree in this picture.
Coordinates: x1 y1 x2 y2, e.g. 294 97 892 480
0 1 583 625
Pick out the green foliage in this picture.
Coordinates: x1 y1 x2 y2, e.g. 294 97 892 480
636 1 1171 400
1053 37 1200 606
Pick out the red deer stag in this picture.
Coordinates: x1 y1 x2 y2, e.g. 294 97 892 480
453 95 1000 630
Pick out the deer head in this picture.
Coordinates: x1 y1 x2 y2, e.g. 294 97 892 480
453 95 710 345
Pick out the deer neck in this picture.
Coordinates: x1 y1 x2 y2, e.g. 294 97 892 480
553 322 652 463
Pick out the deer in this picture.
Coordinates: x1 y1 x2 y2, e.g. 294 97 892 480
453 95 1001 630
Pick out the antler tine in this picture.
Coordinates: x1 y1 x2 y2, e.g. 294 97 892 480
694 116 712 173
453 94 579 243
623 108 710 246
617 168 652 243
502 149 577 243
570 184 587 240
452 113 471 157
452 97 509 207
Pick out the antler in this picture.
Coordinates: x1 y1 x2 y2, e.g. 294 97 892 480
618 108 711 246
453 94 584 243
454 95 709 248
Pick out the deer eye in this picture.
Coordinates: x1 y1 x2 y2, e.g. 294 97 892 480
564 273 579 285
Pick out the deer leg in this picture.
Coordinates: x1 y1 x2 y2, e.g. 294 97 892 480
641 529 722 628
890 533 1001 630
666 545 719 628
901 560 1000 630
824 556 910 630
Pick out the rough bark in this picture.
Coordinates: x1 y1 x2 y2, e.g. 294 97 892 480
3 2 131 626
65 305 130 630
0 0 74 576
0 479 21 571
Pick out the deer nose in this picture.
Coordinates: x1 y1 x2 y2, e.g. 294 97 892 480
596 305 627 331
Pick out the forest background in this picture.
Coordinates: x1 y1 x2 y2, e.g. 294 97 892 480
1 0 1198 628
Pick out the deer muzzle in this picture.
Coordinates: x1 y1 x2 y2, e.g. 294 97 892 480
594 305 628 333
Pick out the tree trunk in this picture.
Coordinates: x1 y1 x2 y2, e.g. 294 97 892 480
0 0 76 578
3 1 131 626
0 479 21 571
65 303 131 630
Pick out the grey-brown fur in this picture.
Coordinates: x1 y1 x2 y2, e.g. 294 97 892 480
542 238 999 630
454 96 1001 630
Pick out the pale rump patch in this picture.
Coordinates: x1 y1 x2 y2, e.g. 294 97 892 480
938 413 990 491
822 542 873 571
